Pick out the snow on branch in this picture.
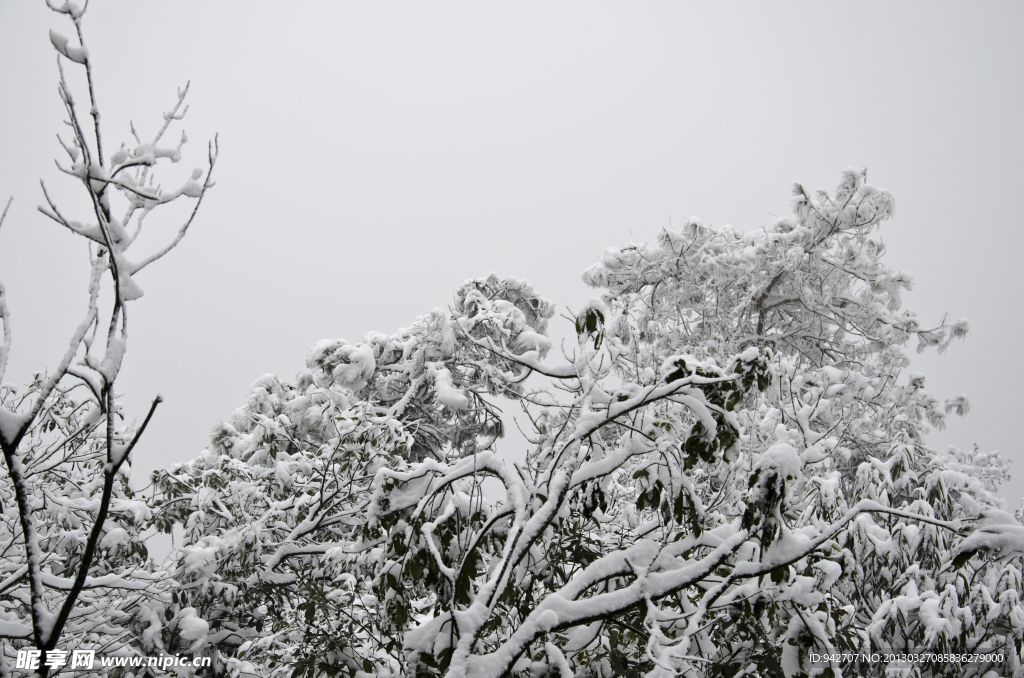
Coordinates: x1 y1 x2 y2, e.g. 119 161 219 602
0 3 216 671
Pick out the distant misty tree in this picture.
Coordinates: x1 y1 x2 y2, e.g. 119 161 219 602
0 3 215 675
152 170 1024 678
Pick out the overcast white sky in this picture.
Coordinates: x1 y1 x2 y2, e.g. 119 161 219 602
1 2 1022 508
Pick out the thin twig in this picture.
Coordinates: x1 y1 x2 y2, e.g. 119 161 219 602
132 135 218 274
0 197 12 232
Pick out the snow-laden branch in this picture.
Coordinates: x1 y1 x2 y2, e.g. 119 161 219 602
455 530 749 678
0 4 217 671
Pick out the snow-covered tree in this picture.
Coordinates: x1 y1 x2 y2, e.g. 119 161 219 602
0 3 215 675
147 275 556 676
155 168 1024 678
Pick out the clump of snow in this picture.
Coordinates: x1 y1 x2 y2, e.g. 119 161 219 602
660 353 721 379
577 298 609 320
427 363 470 411
305 340 376 391
811 471 841 508
544 641 573 678
49 30 89 64
332 343 375 391
249 373 279 392
181 538 222 578
82 401 104 427
513 330 552 357
779 616 806 677
100 527 130 550
177 607 209 646
757 442 801 482
738 346 760 362
957 510 1024 561
536 609 559 631
918 597 953 646
97 337 127 382
0 406 29 447
812 560 842 589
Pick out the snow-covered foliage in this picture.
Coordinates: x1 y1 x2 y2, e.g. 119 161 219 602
0 381 163 668
148 274 558 676
0 3 215 675
148 380 410 676
155 169 1024 678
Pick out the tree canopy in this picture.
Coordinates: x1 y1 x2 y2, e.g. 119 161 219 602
149 170 1024 678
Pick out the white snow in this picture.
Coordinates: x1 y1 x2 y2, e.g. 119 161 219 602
177 607 210 644
427 363 470 411
757 442 801 482
100 527 130 550
97 337 127 382
331 343 376 390
513 330 552 357
48 30 89 64
0 405 29 447
958 509 1024 560
918 596 953 646
577 297 609 320
536 609 559 631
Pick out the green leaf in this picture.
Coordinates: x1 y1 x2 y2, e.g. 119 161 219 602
436 646 454 672
609 650 629 673
770 565 789 584
455 551 479 606
392 603 408 627
951 549 975 569
418 652 438 669
683 430 708 460
660 497 673 524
